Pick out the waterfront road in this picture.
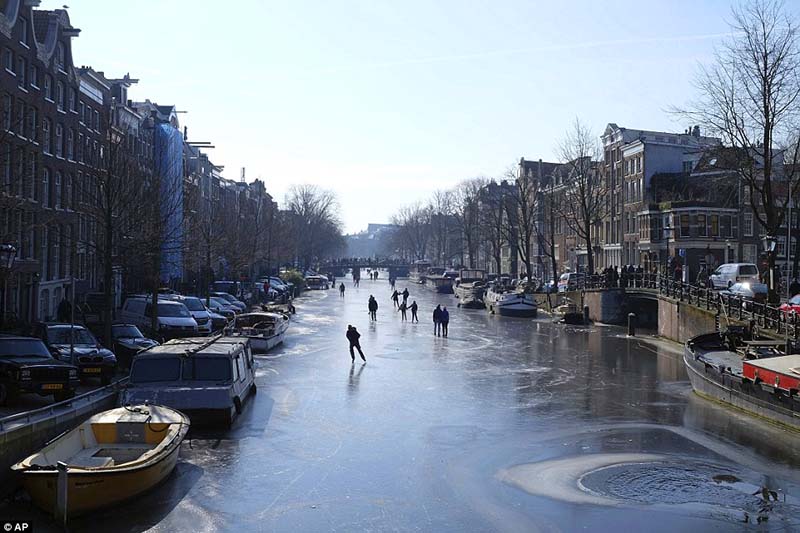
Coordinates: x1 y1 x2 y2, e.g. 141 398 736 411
4 276 800 531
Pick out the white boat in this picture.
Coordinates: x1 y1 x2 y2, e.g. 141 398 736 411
228 312 289 353
454 269 486 300
485 282 538 318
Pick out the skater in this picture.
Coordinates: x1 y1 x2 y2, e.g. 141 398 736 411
368 295 378 321
374 271 379 281
390 277 396 290
391 289 400 308
398 301 408 321
441 306 450 337
433 304 443 336
401 288 409 305
410 300 419 323
339 282 346 297
346 325 366 363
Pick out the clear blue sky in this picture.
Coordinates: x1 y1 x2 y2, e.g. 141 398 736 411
63 0 789 233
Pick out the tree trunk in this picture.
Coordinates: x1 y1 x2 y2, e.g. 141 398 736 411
585 231 594 274
102 208 114 344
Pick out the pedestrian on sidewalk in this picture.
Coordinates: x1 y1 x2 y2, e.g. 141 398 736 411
368 295 378 321
339 283 346 297
433 304 443 336
401 288 409 305
391 289 400 308
410 300 419 323
346 325 366 363
398 301 408 321
441 306 450 337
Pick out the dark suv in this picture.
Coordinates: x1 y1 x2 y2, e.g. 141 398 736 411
34 323 117 385
0 336 80 405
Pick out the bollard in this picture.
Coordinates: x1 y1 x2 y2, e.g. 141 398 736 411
56 461 69 526
628 312 636 336
583 305 590 325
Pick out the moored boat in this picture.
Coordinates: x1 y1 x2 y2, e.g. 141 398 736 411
11 404 189 517
485 282 538 318
408 260 431 283
423 268 455 294
227 311 289 353
454 269 486 300
684 328 800 431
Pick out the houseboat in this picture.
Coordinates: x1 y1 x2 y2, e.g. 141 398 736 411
484 281 538 318
684 327 800 431
423 267 455 294
227 311 290 353
455 269 486 309
409 260 431 283
121 336 257 427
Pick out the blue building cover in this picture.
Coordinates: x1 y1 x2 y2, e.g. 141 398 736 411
155 123 184 286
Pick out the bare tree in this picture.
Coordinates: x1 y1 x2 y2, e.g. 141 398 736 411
478 180 508 274
285 184 344 269
452 177 489 268
501 166 540 279
536 178 559 283
673 0 800 302
556 118 604 274
428 189 455 266
390 202 432 260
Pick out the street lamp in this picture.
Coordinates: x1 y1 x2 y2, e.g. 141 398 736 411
0 244 17 331
763 235 777 303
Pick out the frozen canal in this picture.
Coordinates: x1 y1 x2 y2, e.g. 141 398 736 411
6 277 800 531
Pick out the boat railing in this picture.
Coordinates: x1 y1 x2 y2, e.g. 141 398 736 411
0 377 129 432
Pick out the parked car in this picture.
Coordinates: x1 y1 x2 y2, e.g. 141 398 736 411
720 282 768 310
161 295 213 334
109 324 159 371
119 296 198 341
207 296 239 318
207 310 229 331
709 263 760 289
305 275 330 290
210 291 247 312
33 323 117 385
557 272 585 293
779 294 800 315
0 335 80 405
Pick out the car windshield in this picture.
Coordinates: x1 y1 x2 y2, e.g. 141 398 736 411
0 339 53 358
210 297 231 307
182 357 232 381
48 327 96 345
156 304 191 318
216 293 237 303
181 297 206 312
112 325 143 338
131 358 181 383
789 296 800 305
739 265 758 275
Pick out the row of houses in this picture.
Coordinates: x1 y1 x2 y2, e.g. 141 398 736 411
0 3 275 326
502 123 789 283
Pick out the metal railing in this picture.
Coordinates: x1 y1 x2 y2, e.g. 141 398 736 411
568 272 798 340
0 378 127 432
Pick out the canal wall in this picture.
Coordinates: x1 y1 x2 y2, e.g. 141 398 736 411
657 297 719 343
0 384 121 498
564 289 627 324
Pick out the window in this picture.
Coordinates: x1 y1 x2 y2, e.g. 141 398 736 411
28 152 36 199
636 157 641 173
2 94 10 131
15 100 24 135
94 110 100 131
42 118 51 153
680 214 691 237
743 243 757 264
16 56 25 87
743 212 753 236
56 43 65 70
54 171 62 209
55 123 63 157
77 133 83 162
64 174 72 209
2 144 10 187
778 236 787 258
27 106 36 141
68 88 76 112
697 214 707 236
131 358 182 383
42 168 50 207
3 48 12 71
721 215 732 237
710 214 720 237
56 82 64 111
28 64 38 88
79 101 85 123
66 129 74 160
44 75 52 100
19 17 28 46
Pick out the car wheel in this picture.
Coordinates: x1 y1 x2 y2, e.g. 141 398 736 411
250 382 257 396
233 396 243 415
54 390 75 403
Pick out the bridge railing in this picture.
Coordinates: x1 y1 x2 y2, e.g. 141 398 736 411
578 271 798 339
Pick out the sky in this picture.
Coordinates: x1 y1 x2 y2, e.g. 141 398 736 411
60 0 797 233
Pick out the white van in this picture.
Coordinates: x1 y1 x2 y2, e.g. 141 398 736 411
119 297 198 341
161 295 213 334
709 263 760 289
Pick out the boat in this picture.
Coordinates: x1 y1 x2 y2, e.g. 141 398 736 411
684 327 800 431
484 281 538 318
552 298 585 324
409 260 431 283
423 268 455 294
11 404 189 517
227 311 290 353
121 336 257 426
454 269 486 300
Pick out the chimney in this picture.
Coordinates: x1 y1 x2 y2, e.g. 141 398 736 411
692 125 700 138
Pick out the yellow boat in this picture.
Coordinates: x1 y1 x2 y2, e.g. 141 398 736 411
11 404 189 517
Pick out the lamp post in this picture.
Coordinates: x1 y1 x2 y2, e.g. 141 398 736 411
0 244 17 331
725 239 732 264
763 234 777 304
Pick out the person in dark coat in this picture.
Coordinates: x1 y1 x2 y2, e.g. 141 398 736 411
57 297 71 323
433 305 443 336
346 325 366 363
401 288 409 305
441 306 450 337
398 301 408 321
391 289 400 308
410 300 419 323
368 295 378 321
339 283 346 297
